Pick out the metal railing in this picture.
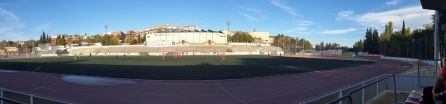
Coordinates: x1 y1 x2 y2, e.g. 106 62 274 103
299 74 394 104
299 74 438 104
327 74 397 104
298 57 439 104
0 88 72 104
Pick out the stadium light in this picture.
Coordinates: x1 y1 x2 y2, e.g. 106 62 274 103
227 21 231 43
302 39 305 52
105 24 108 46
295 37 298 53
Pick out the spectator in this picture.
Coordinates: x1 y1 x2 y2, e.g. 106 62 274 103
431 66 446 103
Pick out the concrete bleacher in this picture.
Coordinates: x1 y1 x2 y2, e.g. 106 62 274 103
229 46 251 52
68 45 282 56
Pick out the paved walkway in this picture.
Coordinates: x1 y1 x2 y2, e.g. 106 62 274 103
0 58 411 104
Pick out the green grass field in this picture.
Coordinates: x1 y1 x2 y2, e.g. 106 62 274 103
0 55 374 80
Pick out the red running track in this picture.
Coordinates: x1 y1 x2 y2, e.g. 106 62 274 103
0 58 411 104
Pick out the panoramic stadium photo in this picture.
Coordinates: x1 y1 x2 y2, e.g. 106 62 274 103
0 0 446 104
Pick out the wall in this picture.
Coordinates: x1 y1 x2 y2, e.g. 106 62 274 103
248 32 270 43
146 32 228 44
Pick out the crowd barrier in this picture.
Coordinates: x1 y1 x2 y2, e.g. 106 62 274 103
0 88 72 104
299 74 436 104
299 66 438 104
381 56 437 66
0 54 40 59
66 52 268 56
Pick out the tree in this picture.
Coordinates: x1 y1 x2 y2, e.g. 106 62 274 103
56 35 66 46
126 30 139 44
358 20 435 59
229 32 254 42
271 35 313 52
93 35 103 43
402 20 406 37
29 40 39 47
111 35 120 45
379 21 394 55
66 37 72 46
40 32 47 44
140 34 146 44
46 34 51 44
315 42 325 51
371 28 380 54
85 36 92 45
272 34 285 46
0 40 6 50
382 21 393 42
364 28 372 53
412 24 434 59
363 28 380 54
102 35 112 46
353 40 364 52
316 42 343 50
56 36 60 45
298 38 313 50
124 36 134 44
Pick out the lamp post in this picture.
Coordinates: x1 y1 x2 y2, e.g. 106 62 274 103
227 21 231 43
302 39 305 52
412 39 415 59
105 24 108 46
289 38 292 54
434 11 440 74
407 40 410 59
294 37 297 53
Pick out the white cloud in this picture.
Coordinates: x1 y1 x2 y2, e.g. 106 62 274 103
240 12 261 22
270 0 301 17
239 7 265 22
0 7 27 40
337 5 435 29
285 20 314 34
32 23 51 33
0 8 24 32
296 20 313 26
336 11 354 21
242 7 262 14
385 0 402 6
321 28 357 35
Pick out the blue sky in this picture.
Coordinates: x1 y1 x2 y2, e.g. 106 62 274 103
0 0 435 46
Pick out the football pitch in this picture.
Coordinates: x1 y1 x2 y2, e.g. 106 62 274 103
0 55 374 80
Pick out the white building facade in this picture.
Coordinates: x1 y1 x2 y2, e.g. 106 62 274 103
248 32 271 44
144 31 227 45
140 25 228 45
139 25 274 45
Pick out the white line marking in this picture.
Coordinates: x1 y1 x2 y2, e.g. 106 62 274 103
214 82 246 104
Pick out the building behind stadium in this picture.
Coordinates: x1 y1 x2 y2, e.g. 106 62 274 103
139 25 273 46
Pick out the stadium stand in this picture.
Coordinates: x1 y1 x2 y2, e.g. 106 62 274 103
67 45 282 56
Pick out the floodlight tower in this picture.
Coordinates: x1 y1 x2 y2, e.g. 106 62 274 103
227 21 231 43
302 38 305 52
105 24 108 34
295 36 298 53
105 24 108 46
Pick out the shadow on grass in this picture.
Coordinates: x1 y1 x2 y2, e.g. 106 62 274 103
0 57 374 80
